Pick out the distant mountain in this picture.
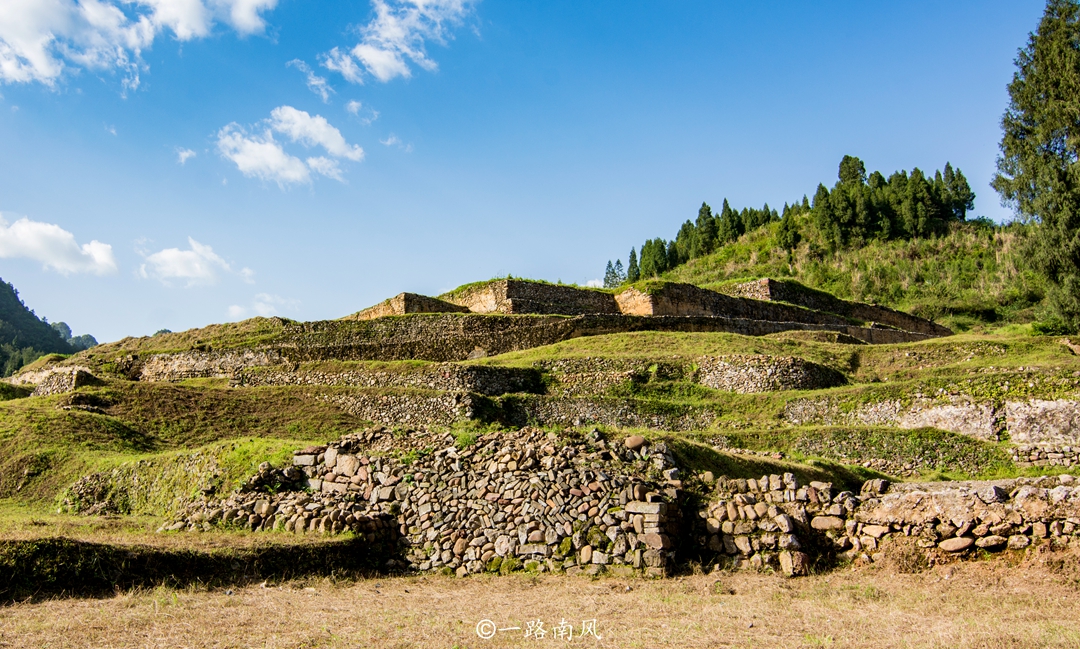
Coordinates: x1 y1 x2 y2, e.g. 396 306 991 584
0 278 81 376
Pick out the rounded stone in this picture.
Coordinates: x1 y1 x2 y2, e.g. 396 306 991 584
975 535 1007 549
938 537 974 553
624 435 646 451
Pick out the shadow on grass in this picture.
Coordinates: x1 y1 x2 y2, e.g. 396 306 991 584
0 525 403 604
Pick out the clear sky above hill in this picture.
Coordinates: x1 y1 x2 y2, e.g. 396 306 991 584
0 0 1047 341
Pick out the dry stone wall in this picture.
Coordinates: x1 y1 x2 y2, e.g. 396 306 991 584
727 278 953 337
165 428 682 577
1006 400 1080 445
503 395 722 431
317 391 478 428
233 363 543 396
26 367 101 396
441 280 621 316
697 473 1080 574
697 355 847 393
137 350 282 382
350 293 470 321
785 396 1002 442
615 284 850 328
785 396 1080 448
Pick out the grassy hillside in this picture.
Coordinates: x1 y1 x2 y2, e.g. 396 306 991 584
661 218 1045 332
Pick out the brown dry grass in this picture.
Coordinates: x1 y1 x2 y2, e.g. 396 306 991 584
2 551 1080 649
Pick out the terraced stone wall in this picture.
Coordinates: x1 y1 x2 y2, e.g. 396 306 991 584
233 364 544 396
441 280 621 316
349 293 470 321
785 396 1080 448
727 278 953 337
615 283 851 328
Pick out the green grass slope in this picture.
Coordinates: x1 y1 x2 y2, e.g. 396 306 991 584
661 218 1045 331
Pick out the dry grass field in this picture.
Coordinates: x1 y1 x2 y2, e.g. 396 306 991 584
2 549 1080 649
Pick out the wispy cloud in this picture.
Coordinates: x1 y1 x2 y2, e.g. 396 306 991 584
0 0 279 90
346 99 379 125
217 105 363 186
380 133 412 152
176 147 197 164
0 213 117 275
228 292 297 319
320 0 475 84
139 237 238 286
287 59 333 103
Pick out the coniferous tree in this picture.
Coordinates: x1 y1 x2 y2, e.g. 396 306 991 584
627 248 640 282
692 202 717 257
613 259 625 285
993 0 1080 327
603 261 617 288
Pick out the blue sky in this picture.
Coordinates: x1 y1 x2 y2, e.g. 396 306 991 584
0 0 1048 342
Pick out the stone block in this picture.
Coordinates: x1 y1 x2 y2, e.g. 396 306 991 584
293 454 316 466
626 501 666 515
810 516 844 531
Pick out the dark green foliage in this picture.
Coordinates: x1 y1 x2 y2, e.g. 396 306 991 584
627 248 640 282
52 321 97 351
993 0 1080 328
639 238 670 278
693 202 717 258
603 260 626 288
0 278 74 376
812 156 974 250
776 211 801 252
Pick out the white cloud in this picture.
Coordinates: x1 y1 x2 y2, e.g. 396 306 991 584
176 147 196 164
585 279 603 288
321 46 364 84
216 122 310 186
287 59 333 103
217 106 363 186
139 236 232 286
320 0 474 84
269 106 363 160
380 133 412 152
0 0 278 88
0 213 117 275
305 156 343 181
345 99 378 125
227 292 297 319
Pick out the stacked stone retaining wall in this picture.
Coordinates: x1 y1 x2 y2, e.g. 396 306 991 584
350 293 470 320
727 278 953 337
165 428 682 577
441 280 621 316
233 363 543 396
785 396 1080 446
697 473 1080 574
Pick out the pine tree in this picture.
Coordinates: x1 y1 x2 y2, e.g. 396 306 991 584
603 261 617 288
613 259 625 285
627 248 640 282
692 202 717 257
993 0 1080 327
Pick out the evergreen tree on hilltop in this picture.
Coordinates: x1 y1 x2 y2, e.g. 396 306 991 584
692 202 717 258
627 248 640 282
603 261 617 288
993 0 1080 328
